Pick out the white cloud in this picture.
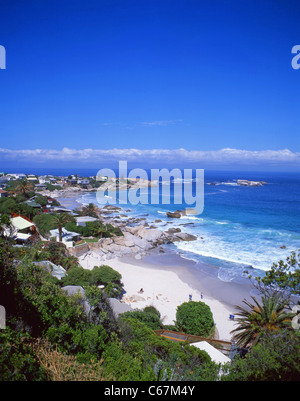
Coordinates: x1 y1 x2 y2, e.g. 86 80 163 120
0 147 299 166
141 120 183 127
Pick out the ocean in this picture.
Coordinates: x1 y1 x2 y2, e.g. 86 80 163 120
76 170 300 283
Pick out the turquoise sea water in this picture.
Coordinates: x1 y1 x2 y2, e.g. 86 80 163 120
77 170 300 282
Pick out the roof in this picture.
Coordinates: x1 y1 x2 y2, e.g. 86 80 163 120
24 200 41 208
192 341 231 365
0 189 7 193
11 216 34 230
15 233 32 241
52 206 72 213
75 216 98 223
49 228 81 241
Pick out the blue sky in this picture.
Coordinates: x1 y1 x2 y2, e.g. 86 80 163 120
0 0 300 170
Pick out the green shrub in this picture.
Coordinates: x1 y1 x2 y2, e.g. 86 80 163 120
163 324 178 331
143 305 161 318
120 309 163 330
61 265 123 298
61 266 92 287
90 265 121 285
0 330 46 381
175 301 215 337
37 241 79 271
101 340 156 381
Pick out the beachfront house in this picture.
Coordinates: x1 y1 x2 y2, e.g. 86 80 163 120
77 179 90 185
6 173 26 180
38 178 50 184
35 183 48 190
56 179 66 187
67 178 78 185
4 216 38 244
0 176 11 188
46 196 56 204
49 228 81 247
97 175 108 182
27 175 38 182
38 175 56 184
0 189 8 198
23 200 42 209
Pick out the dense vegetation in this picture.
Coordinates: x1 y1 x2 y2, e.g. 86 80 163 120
0 197 38 221
64 221 123 239
0 238 220 381
61 265 124 298
33 213 123 240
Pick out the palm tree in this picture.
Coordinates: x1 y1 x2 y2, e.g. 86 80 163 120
52 212 73 242
14 179 33 198
80 203 99 218
89 221 107 238
231 294 294 348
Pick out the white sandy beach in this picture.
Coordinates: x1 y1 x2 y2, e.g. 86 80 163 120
79 251 238 342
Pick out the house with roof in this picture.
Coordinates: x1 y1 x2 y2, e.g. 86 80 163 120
46 196 56 204
4 216 38 243
77 179 90 185
49 228 81 247
26 175 38 184
6 173 26 180
56 179 66 187
23 200 42 209
0 176 10 188
35 183 48 190
38 175 56 184
67 179 78 185
0 189 8 198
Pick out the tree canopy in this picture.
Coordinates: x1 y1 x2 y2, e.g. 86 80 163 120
175 301 215 337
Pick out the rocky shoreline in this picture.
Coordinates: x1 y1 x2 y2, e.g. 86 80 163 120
67 204 197 263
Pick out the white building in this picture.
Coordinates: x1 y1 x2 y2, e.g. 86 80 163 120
192 341 231 365
49 228 81 247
